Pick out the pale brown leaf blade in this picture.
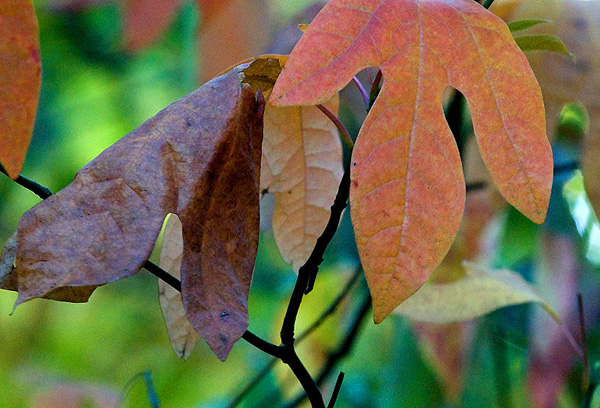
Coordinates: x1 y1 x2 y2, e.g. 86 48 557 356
13 67 264 360
261 95 343 271
0 232 17 291
158 214 200 359
0 0 42 178
394 261 559 324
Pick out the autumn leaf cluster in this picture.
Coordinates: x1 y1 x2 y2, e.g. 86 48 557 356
1 0 556 367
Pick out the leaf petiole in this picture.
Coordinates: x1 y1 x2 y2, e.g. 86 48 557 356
316 104 354 149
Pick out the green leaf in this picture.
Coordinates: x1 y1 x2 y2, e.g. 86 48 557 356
507 19 551 33
515 34 575 59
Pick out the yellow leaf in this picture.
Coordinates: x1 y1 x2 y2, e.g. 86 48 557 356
158 214 200 359
394 261 559 324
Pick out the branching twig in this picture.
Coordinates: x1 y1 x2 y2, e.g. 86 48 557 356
228 267 363 408
284 292 372 408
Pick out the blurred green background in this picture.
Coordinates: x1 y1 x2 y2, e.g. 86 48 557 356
2 1 600 407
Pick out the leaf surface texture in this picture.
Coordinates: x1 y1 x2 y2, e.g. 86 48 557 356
270 0 552 321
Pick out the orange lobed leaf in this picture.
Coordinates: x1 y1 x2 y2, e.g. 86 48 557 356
7 67 264 360
0 0 41 179
270 0 552 322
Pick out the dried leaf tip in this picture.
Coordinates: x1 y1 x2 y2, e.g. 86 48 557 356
241 57 284 93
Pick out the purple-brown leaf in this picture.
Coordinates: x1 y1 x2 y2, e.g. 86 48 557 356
9 67 264 360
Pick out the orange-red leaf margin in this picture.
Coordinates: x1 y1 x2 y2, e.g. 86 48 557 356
0 0 41 179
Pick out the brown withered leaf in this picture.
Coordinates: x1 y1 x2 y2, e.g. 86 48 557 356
158 214 201 359
10 67 264 360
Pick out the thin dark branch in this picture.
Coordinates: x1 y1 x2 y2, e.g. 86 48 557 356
0 164 53 199
326 372 345 408
281 164 351 345
242 331 283 358
578 293 589 391
282 347 324 407
228 267 362 408
315 294 372 385
143 260 181 292
297 267 362 343
143 260 282 359
284 293 372 408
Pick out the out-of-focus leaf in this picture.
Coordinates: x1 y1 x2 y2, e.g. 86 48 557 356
528 233 580 408
556 102 589 143
0 0 42 179
31 383 120 408
507 19 551 32
413 322 473 404
488 0 525 19
7 67 264 361
515 34 575 59
158 214 200 359
261 95 343 271
198 0 270 82
271 0 552 323
562 171 600 266
121 0 183 51
507 0 600 218
395 261 558 324
497 207 539 268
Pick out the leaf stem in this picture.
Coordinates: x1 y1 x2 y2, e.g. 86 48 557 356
317 104 354 149
352 76 370 111
369 69 383 109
